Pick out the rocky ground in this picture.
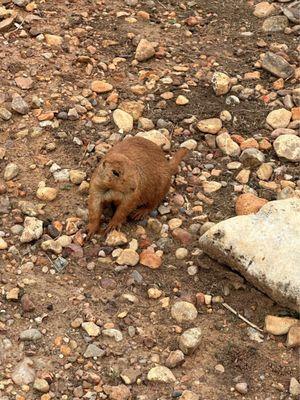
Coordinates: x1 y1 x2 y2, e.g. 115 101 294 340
0 0 300 399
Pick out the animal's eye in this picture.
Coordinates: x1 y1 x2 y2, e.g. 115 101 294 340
112 170 120 177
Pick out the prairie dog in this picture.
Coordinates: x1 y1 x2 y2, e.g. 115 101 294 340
87 136 189 237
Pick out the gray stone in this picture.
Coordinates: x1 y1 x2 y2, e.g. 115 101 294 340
235 382 248 395
199 199 300 311
84 344 105 358
102 328 123 342
165 350 185 368
240 148 265 167
4 163 19 180
273 135 300 162
171 301 198 323
0 107 12 120
11 94 29 114
12 358 35 385
290 377 300 397
282 2 300 23
147 366 176 383
0 196 11 214
20 328 42 341
261 52 294 79
262 16 288 32
179 327 202 355
20 217 43 243
33 378 49 393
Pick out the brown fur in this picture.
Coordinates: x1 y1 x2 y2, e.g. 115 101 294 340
87 137 189 237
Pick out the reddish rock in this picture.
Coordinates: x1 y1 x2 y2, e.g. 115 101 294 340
235 193 268 215
172 228 192 245
140 249 162 269
240 138 259 150
21 294 35 312
103 384 131 400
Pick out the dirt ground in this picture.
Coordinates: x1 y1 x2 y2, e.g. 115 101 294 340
0 0 299 399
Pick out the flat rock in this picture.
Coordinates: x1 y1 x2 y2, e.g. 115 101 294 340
273 135 300 162
113 109 134 132
180 139 197 150
0 107 12 120
180 391 200 400
165 350 185 368
235 193 268 215
103 384 131 400
45 34 63 46
253 2 276 18
0 16 16 32
136 129 170 150
290 377 300 397
240 148 265 167
147 366 176 383
216 132 241 156
33 378 50 393
262 52 294 79
91 80 113 93
70 169 86 184
4 163 19 180
20 217 43 243
262 15 288 32
84 344 105 358
11 94 29 114
135 38 155 61
102 328 123 342
266 108 292 129
20 328 42 341
15 76 33 90
265 315 298 335
287 325 300 348
199 199 300 311
12 358 35 386
197 118 222 134
105 230 128 246
171 301 198 323
179 327 202 355
81 322 100 337
117 249 139 266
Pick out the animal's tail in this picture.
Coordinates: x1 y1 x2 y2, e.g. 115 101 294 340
169 147 189 175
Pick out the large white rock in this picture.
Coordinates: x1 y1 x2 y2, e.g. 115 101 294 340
199 199 300 311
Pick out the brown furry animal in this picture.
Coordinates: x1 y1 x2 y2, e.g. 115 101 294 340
87 136 189 237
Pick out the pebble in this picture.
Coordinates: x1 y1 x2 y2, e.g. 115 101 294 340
171 301 198 323
91 80 113 93
113 109 134 132
180 391 200 400
262 16 288 32
53 169 70 182
172 228 192 245
12 358 35 386
175 247 188 260
21 294 35 312
15 76 33 90
265 315 298 335
257 163 273 181
168 218 182 230
70 170 86 184
235 382 248 395
6 287 20 300
41 239 62 254
216 132 241 156
215 364 225 373
0 237 8 250
253 2 276 18
45 33 63 46
262 52 294 79
103 384 131 400
0 16 16 33
33 378 50 393
11 94 29 114
117 249 139 266
290 377 300 397
4 163 19 180
235 193 268 215
20 217 43 243
147 366 176 383
105 230 128 246
0 107 12 120
136 129 171 150
165 350 185 368
81 322 100 337
197 118 222 134
84 344 105 358
36 187 58 201
202 181 222 193
176 95 189 105
266 108 292 129
180 139 198 150
102 328 123 342
286 325 300 348
240 148 265 167
148 288 162 299
179 327 202 354
140 249 162 269
20 328 42 341
273 135 300 162
212 72 231 95
135 38 156 61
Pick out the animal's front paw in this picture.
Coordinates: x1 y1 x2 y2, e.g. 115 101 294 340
104 220 122 235
87 223 99 241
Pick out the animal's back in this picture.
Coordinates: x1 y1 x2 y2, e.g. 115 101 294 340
109 137 171 206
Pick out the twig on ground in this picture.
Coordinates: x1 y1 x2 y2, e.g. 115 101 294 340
222 302 264 333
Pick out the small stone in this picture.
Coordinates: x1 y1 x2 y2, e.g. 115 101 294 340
84 344 105 358
180 390 200 400
265 315 298 335
20 329 42 341
0 237 8 250
290 377 300 397
287 325 300 348
176 95 189 105
41 240 62 254
172 228 192 245
240 148 265 167
82 322 100 337
33 378 49 393
273 135 300 162
21 294 35 312
0 16 16 33
91 80 113 93
235 382 248 395
235 193 268 215
4 163 19 180
103 384 131 400
197 118 222 134
15 76 33 90
202 181 222 193
266 108 292 129
240 138 259 150
175 247 188 260
120 368 142 385
262 52 294 79
165 350 185 368
171 301 198 323
11 94 29 114
36 187 58 201
12 358 35 386
168 218 182 230
6 287 20 300
180 139 197 150
135 38 155 61
262 16 288 32
70 170 86 184
45 34 63 46
20 217 43 243
215 364 225 373
235 169 250 184
257 163 273 181
148 288 162 299
113 109 134 132
179 327 202 355
253 2 276 18
117 249 139 266
212 72 231 95
0 107 12 120
216 133 241 156
53 169 70 182
140 249 162 269
103 328 123 342
147 366 176 383
105 230 128 246
136 129 170 150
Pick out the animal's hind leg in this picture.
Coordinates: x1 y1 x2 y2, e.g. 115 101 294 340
131 205 154 221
